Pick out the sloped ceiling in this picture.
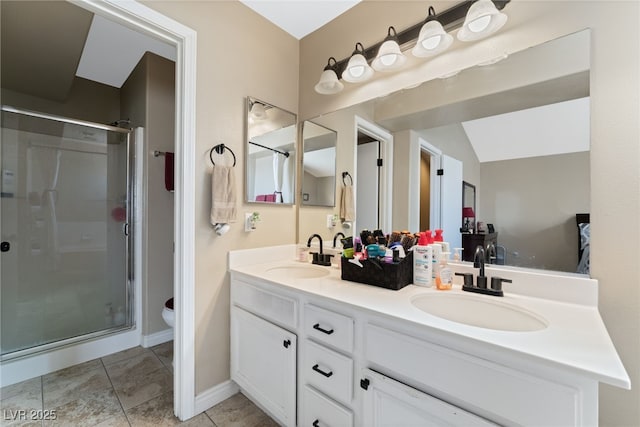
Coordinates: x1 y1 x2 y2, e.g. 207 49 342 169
1 1 93 102
461 97 590 163
239 0 361 39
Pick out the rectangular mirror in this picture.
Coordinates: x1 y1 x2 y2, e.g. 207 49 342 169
299 30 590 275
245 96 297 204
301 121 337 207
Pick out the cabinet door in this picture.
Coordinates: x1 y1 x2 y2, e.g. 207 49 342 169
231 306 297 427
361 369 497 427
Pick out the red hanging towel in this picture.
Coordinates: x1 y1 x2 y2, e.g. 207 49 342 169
165 152 174 192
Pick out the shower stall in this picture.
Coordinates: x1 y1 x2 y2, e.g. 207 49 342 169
0 106 134 361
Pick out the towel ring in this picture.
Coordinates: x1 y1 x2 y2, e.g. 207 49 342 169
210 143 236 167
342 171 353 185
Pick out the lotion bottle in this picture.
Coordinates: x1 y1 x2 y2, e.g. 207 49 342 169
436 252 453 290
413 232 433 287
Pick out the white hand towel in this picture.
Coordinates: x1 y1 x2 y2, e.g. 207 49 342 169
210 165 237 225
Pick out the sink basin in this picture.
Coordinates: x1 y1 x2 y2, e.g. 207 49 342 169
411 293 548 332
264 265 331 279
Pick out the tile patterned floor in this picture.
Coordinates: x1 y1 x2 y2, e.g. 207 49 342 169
0 342 278 426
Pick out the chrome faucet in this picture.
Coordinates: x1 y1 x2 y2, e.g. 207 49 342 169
332 232 345 248
307 233 323 254
473 245 485 276
473 245 488 289
307 234 333 266
486 242 497 264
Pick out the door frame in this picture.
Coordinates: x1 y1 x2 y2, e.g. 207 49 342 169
354 116 393 233
74 0 197 420
418 137 443 231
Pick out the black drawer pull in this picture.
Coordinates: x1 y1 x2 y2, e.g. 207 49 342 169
313 323 334 335
283 339 291 348
312 420 320 427
312 364 333 378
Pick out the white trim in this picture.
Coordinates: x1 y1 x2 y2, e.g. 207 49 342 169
0 328 141 387
134 127 145 341
194 380 241 415
354 116 393 233
419 137 443 230
142 328 174 348
73 0 197 420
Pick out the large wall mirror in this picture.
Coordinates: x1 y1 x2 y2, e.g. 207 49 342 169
298 30 591 275
301 121 337 206
245 96 297 204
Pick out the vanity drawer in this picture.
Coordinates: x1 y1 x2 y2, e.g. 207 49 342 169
305 304 354 353
302 386 353 427
304 340 353 406
231 280 297 329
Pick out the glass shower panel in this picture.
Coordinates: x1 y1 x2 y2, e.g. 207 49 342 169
1 109 131 357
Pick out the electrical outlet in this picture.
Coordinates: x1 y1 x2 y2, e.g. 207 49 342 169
327 214 336 228
245 213 255 232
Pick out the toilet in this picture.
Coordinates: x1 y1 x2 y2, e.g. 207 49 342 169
162 298 174 367
162 297 174 328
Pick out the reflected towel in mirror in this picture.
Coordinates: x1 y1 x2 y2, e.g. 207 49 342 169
210 165 237 225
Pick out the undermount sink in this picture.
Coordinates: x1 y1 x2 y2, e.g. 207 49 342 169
264 264 331 279
411 293 548 332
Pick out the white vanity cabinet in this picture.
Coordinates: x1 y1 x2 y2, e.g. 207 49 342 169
229 254 625 427
230 279 298 427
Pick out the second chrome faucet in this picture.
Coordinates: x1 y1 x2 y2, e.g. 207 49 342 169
455 245 511 297
307 234 333 266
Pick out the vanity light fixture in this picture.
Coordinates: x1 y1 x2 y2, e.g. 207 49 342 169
342 42 374 83
412 7 453 58
372 27 407 72
314 0 510 95
457 0 508 42
314 57 344 94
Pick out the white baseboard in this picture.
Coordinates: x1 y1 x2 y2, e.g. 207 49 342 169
141 328 173 348
194 380 240 414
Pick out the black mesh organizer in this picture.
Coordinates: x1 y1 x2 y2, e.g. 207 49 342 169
341 251 413 291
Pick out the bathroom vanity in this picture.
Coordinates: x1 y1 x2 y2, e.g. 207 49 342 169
229 245 629 427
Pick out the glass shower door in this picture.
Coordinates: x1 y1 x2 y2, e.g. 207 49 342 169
1 107 132 358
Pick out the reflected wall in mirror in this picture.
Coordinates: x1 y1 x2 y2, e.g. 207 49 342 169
245 96 297 204
299 30 590 274
301 121 337 207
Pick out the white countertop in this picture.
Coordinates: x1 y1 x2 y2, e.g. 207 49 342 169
229 245 630 390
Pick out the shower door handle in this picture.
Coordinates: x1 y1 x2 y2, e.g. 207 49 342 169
1 241 9 252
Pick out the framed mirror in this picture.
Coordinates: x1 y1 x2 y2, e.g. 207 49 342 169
299 30 590 274
462 181 476 233
245 96 297 204
301 121 337 206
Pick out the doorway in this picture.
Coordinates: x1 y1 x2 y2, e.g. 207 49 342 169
57 1 196 420
354 117 393 234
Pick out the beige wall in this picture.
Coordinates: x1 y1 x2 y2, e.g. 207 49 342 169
480 152 590 271
143 1 299 393
1 77 120 124
418 124 481 187
299 102 374 242
121 52 176 336
300 1 640 425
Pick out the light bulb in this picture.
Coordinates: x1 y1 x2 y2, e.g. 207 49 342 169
421 35 442 50
349 65 365 78
468 15 492 33
380 54 397 66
